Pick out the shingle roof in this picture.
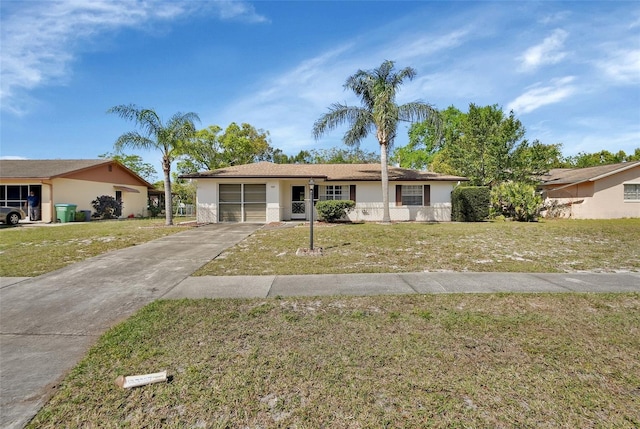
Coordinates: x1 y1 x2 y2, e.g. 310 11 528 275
181 162 468 182
0 159 154 188
539 161 640 186
0 159 111 179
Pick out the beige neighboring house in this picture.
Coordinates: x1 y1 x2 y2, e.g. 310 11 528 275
0 159 154 223
180 162 467 223
539 161 640 219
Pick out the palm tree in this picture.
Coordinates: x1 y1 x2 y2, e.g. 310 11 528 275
108 104 200 225
313 60 439 223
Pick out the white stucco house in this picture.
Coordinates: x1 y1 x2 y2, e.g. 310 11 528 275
539 161 640 219
0 159 154 223
180 162 468 223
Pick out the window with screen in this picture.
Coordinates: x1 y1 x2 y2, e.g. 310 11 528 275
401 185 423 206
624 184 640 200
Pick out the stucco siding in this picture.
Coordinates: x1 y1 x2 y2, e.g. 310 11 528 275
543 165 640 219
266 180 281 223
194 178 457 223
347 182 454 222
52 178 149 219
195 180 218 224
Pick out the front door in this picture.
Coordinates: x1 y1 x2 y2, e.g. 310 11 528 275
291 186 306 219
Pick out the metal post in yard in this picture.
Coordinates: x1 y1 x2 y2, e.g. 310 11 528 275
309 178 314 250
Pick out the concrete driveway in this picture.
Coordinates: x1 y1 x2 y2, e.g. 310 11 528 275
0 223 261 429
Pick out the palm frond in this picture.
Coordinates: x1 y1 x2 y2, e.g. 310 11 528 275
106 104 140 121
313 104 354 138
114 132 156 152
398 102 439 123
108 104 163 138
137 109 163 137
391 66 416 86
343 109 374 146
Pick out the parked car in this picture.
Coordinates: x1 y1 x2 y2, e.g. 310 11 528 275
0 206 26 225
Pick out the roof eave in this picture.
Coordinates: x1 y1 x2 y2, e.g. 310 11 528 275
589 161 640 181
541 161 640 192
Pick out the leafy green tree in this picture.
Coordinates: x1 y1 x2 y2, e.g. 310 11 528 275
219 122 273 166
176 125 223 174
309 147 379 164
107 104 200 226
490 182 542 222
447 104 526 185
419 104 561 185
510 140 564 182
392 106 464 170
178 123 274 174
171 172 197 207
272 149 313 164
272 147 379 164
98 151 158 182
313 60 439 223
564 149 639 167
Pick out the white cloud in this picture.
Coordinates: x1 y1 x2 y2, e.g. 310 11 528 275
507 76 576 114
210 44 361 154
386 28 471 63
0 0 267 115
216 0 269 23
518 29 568 72
596 49 640 84
539 11 571 25
213 25 478 153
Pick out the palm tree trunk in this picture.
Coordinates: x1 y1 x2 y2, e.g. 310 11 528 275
163 157 173 226
380 143 391 223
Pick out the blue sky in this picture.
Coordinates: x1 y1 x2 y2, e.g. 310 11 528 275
1 1 639 176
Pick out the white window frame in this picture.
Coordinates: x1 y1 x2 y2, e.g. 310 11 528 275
623 184 640 201
319 185 347 201
401 185 423 206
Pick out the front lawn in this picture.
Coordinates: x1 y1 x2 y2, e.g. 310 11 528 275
0 218 196 277
28 293 640 428
195 219 640 275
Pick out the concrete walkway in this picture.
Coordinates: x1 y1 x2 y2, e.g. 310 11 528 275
166 271 640 299
1 223 639 428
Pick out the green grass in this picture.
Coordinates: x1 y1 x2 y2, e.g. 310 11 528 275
10 218 640 427
28 293 640 428
0 218 196 277
2 218 639 277
195 219 640 275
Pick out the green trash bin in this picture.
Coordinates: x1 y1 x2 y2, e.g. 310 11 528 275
54 204 77 223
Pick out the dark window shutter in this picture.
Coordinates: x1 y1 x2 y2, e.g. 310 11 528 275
350 185 356 202
396 185 402 206
424 185 431 206
313 185 319 204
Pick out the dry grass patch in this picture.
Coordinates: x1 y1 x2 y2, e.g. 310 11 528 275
29 293 640 428
196 219 640 275
0 218 196 277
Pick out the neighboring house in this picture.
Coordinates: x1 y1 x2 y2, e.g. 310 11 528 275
539 161 640 219
180 162 467 223
0 159 154 223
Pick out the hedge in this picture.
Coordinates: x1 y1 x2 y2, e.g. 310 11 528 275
451 186 490 222
315 200 355 222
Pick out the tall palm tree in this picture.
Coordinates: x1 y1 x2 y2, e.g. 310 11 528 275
108 104 200 225
313 60 439 223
